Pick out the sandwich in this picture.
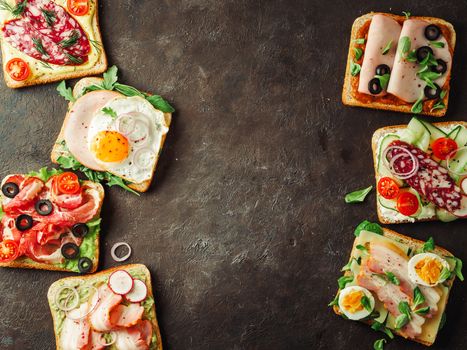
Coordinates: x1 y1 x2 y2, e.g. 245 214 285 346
51 65 175 194
330 222 463 347
47 264 162 350
0 167 103 273
372 117 467 224
0 0 107 88
342 12 455 117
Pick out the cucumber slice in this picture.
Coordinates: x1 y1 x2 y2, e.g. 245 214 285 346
453 126 467 147
414 130 431 152
377 134 403 186
417 118 447 140
447 146 467 177
378 196 398 212
447 125 462 140
436 208 458 222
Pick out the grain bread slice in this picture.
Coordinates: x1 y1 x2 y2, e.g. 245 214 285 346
47 264 163 350
51 77 172 193
342 12 456 117
0 178 104 273
0 0 107 88
372 121 467 224
332 227 456 347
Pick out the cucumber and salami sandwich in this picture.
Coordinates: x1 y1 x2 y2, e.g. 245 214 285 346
0 0 107 88
51 65 175 194
0 167 103 273
48 264 162 350
330 222 463 347
372 118 467 224
342 12 455 117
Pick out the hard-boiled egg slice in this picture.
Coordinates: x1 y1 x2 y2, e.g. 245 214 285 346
338 286 375 320
408 253 451 287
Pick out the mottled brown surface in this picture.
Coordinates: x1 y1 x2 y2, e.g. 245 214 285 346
0 1 466 349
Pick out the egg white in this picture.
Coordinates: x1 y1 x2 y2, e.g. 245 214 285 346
408 253 450 287
338 286 375 320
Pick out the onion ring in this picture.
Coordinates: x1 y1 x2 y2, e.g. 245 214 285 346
116 114 136 136
383 146 420 179
446 146 467 176
54 286 79 312
97 331 117 346
65 285 100 320
111 242 132 262
134 148 156 169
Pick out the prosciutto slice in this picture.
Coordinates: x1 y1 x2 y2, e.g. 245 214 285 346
89 284 122 332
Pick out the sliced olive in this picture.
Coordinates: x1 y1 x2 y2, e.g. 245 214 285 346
368 78 383 95
416 46 433 63
15 214 33 231
35 199 53 216
431 59 447 74
425 24 441 41
424 84 441 99
375 64 390 76
78 257 93 273
71 223 89 238
61 243 80 259
2 182 19 198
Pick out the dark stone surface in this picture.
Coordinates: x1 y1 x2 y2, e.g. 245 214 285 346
0 0 466 349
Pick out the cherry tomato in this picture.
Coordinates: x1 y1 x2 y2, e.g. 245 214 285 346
57 172 80 194
432 137 458 160
377 177 400 200
0 240 19 263
396 192 420 216
67 0 89 16
6 58 30 81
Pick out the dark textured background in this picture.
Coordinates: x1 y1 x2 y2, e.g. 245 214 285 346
0 0 466 349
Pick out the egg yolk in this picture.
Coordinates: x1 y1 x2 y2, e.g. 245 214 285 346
91 131 129 163
342 291 364 313
415 258 442 284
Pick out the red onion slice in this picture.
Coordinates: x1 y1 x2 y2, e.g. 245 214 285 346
116 114 136 136
383 146 420 179
128 119 149 146
446 146 467 176
65 286 100 321
97 331 117 346
54 286 79 312
111 242 132 262
134 148 156 169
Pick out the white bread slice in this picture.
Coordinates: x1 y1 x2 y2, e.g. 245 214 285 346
47 264 163 350
342 12 456 117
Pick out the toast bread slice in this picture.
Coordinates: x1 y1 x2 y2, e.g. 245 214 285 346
47 264 163 350
51 77 172 193
372 121 467 224
1 0 107 88
0 178 104 273
342 12 456 117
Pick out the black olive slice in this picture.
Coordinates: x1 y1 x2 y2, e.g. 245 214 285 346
424 84 441 100
15 214 33 231
78 257 93 273
35 199 53 216
61 243 80 259
416 46 434 63
375 64 390 76
425 24 441 41
430 59 447 74
368 78 383 95
72 223 89 238
2 182 19 198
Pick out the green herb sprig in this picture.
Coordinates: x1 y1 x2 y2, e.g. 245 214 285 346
32 37 48 57
41 8 55 27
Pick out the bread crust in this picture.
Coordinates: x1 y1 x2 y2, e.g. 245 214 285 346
47 264 163 350
342 12 456 117
371 121 467 224
1 0 107 88
0 178 104 273
332 227 456 347
51 77 172 193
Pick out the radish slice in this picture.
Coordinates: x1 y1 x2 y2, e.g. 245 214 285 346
97 331 117 346
55 286 79 311
124 279 148 303
134 148 156 169
461 177 467 195
111 242 132 262
108 270 134 295
116 114 136 136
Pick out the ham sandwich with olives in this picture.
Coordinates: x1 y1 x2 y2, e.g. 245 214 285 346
0 167 104 273
330 223 463 347
342 12 455 117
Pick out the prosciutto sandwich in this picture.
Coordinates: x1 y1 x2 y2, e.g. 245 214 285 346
48 264 162 350
0 167 103 273
342 12 455 117
330 222 463 347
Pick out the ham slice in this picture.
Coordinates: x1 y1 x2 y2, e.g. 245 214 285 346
358 14 402 96
109 304 145 328
59 303 91 350
387 19 452 102
90 284 122 332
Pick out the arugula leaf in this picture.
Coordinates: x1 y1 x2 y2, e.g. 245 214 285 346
395 313 409 329
146 94 176 113
405 49 418 62
353 47 363 60
422 237 435 252
430 41 445 48
444 256 464 281
350 61 361 76
102 65 118 90
375 74 390 90
431 90 447 112
355 38 365 45
102 107 118 119
411 92 424 114
344 186 372 203
338 275 354 289
419 52 438 67
381 40 392 55
57 81 76 103
114 83 145 97
103 173 140 196
413 287 425 308
418 70 441 90
373 339 386 350
360 295 372 312
415 306 430 315
356 245 368 252
398 36 411 55
385 271 400 285
26 167 62 182
402 11 411 19
354 220 383 237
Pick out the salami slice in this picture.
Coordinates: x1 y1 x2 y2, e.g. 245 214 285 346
2 0 90 65
386 140 463 213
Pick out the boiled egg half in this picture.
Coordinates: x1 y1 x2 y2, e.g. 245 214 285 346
408 253 451 287
338 285 375 320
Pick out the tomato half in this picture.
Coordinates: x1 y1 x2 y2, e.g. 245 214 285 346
0 240 19 263
6 58 30 81
396 192 420 216
377 177 400 200
67 0 89 16
432 137 458 160
57 172 81 194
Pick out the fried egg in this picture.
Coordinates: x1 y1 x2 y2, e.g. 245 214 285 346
408 253 451 287
338 286 375 320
